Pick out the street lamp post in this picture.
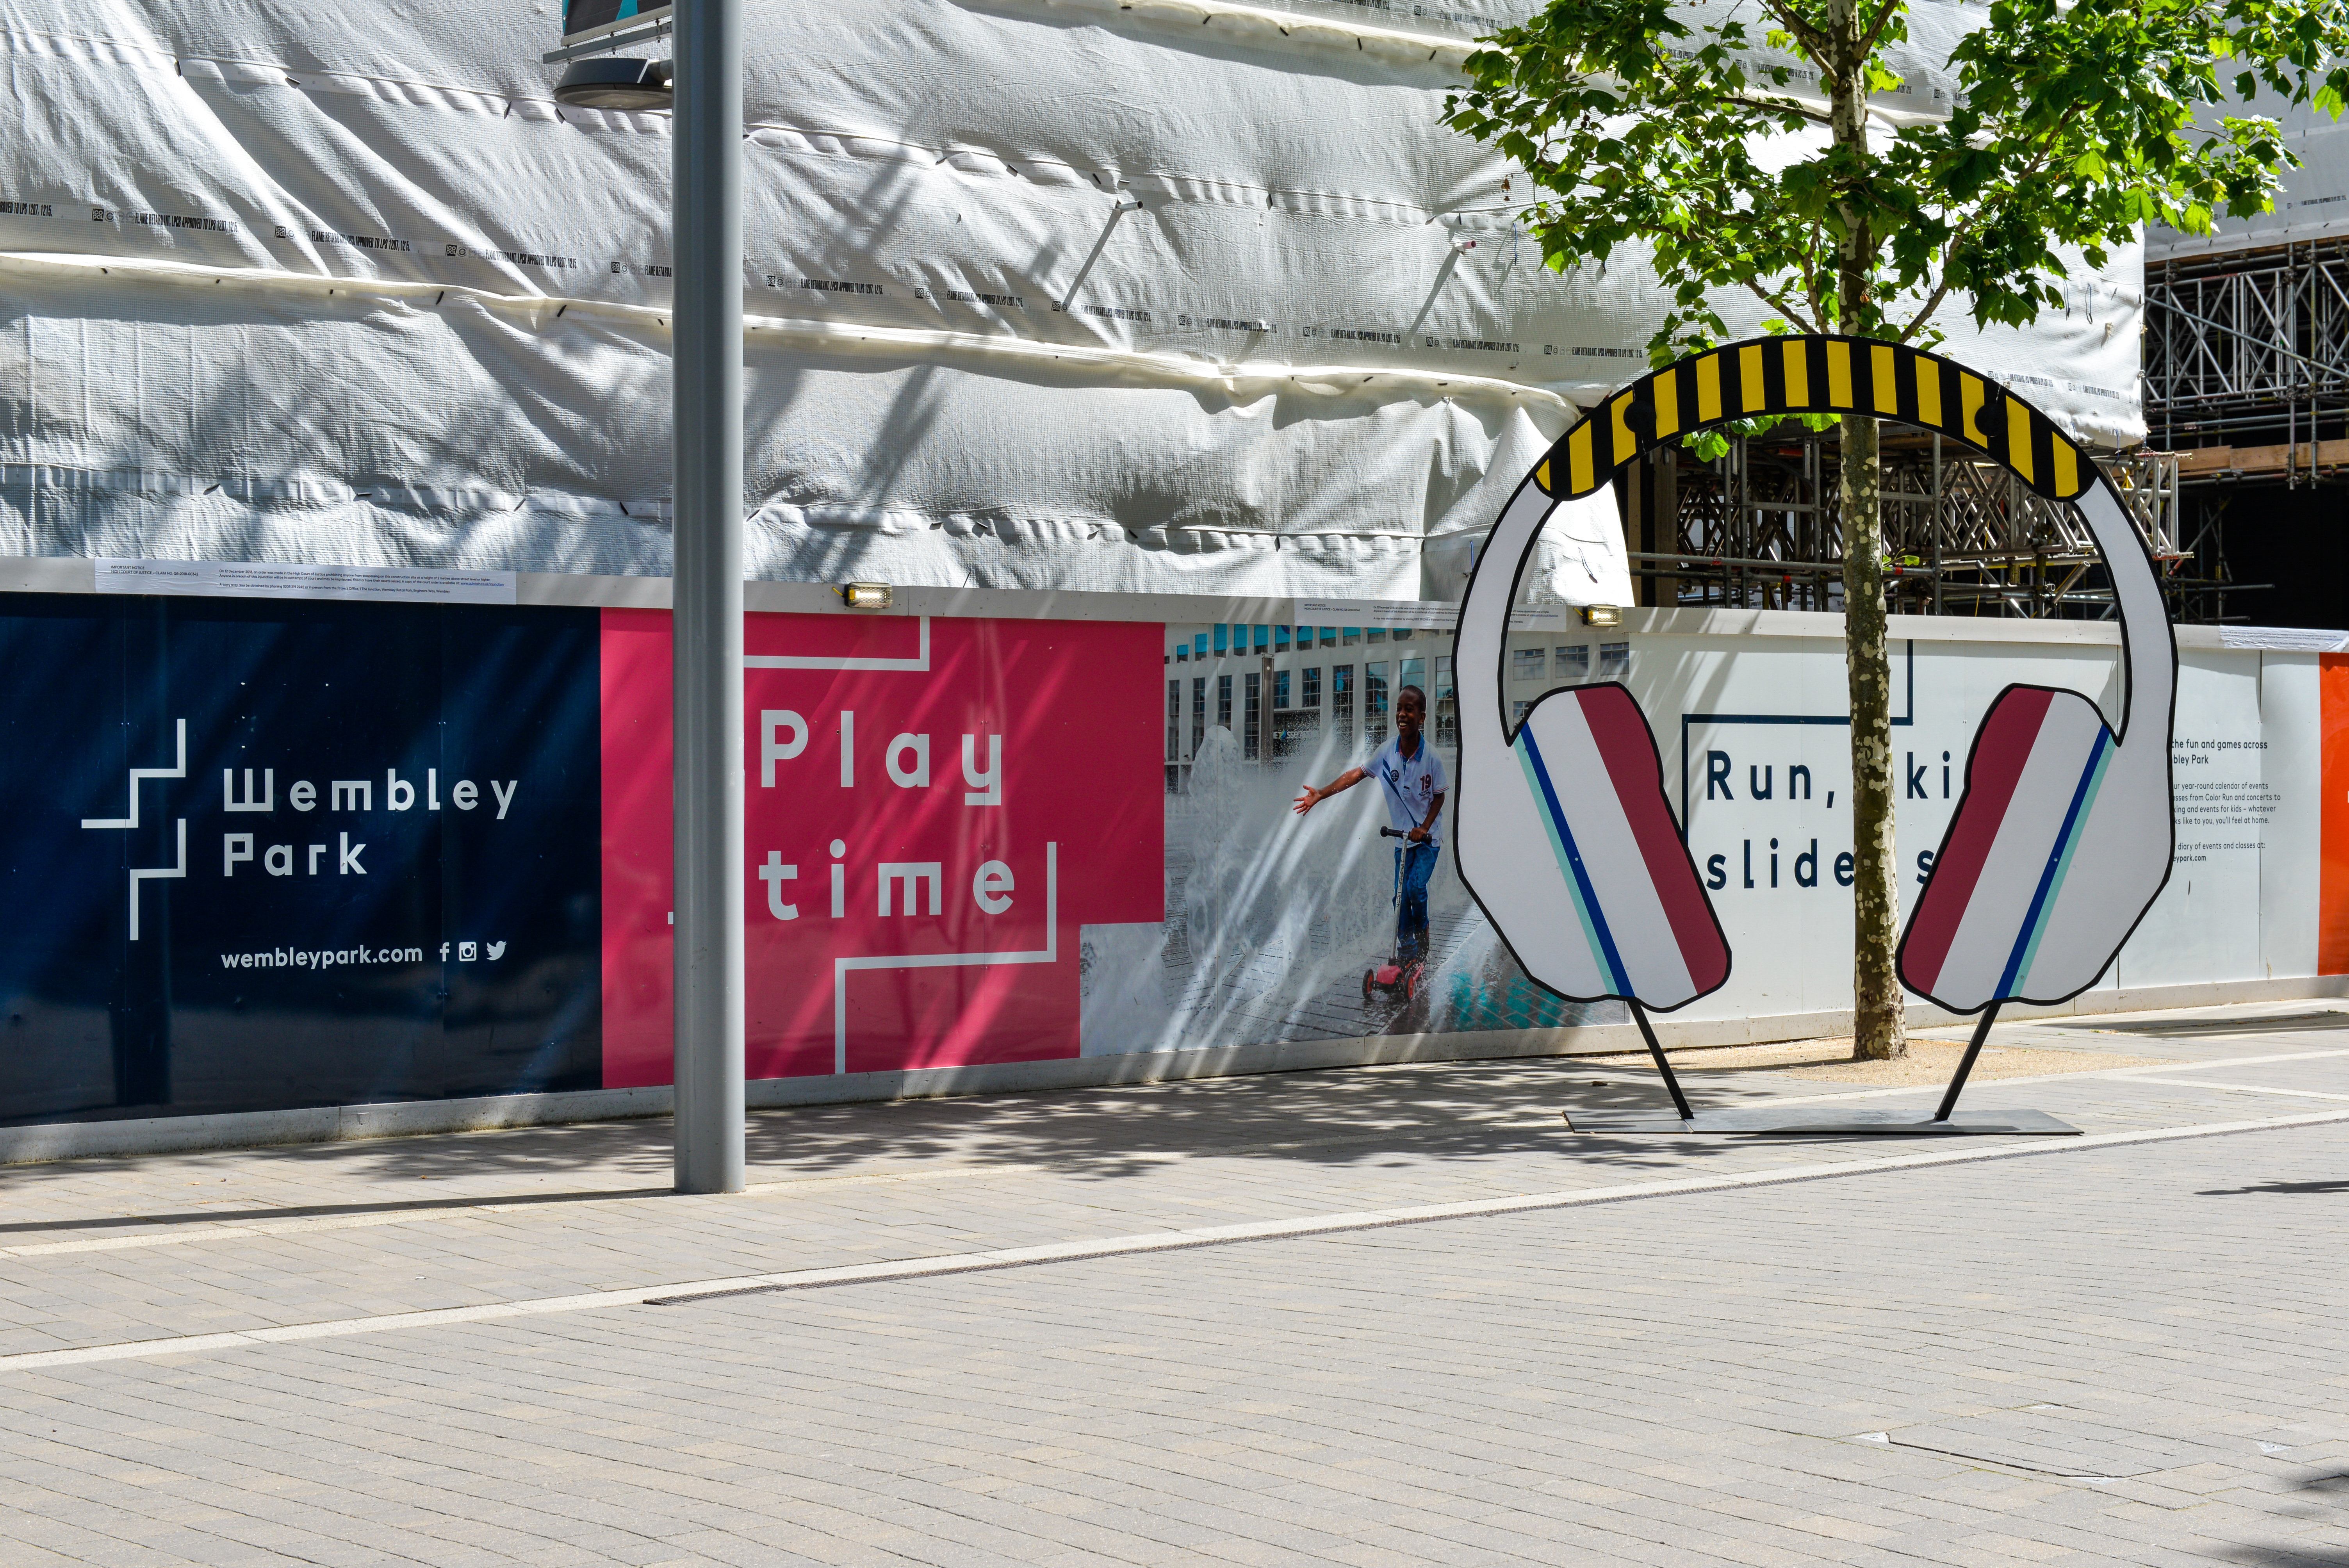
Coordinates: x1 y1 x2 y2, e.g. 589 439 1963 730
669 0 746 1195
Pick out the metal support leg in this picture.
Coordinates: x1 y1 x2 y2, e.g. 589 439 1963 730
1932 1002 2002 1124
1631 1003 1695 1123
671 0 746 1196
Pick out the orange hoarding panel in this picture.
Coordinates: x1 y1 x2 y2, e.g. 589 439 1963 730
2321 655 2349 974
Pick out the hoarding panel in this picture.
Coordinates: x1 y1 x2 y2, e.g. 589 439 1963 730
0 594 602 1125
0 587 2328 1134
562 0 671 46
600 609 1164 1087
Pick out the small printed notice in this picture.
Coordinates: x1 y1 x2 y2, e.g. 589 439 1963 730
95 559 517 606
2219 626 2349 652
1294 597 1566 632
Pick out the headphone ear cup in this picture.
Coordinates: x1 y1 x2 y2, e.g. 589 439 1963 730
1899 682 2157 1011
1460 683 1728 1007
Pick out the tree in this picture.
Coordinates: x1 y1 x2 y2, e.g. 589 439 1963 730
1444 0 2349 1058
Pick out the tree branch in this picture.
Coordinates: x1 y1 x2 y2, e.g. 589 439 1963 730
1754 0 1832 64
1891 103 2084 343
1746 276 1823 333
1802 220 1827 324
1895 269 1962 345
1726 89 1836 125
1608 58 1839 130
1855 0 1904 61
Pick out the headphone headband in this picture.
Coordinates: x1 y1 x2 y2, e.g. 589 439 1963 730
1453 331 2173 1028
1532 334 2093 504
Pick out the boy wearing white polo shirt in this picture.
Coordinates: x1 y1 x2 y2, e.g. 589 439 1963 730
1292 684 1447 962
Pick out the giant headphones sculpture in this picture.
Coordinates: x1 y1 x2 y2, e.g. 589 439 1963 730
1454 334 2175 1127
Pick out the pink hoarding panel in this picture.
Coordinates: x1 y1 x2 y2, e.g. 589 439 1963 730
600 609 1164 1087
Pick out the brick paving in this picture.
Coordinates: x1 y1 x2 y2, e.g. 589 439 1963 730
0 1003 2345 1564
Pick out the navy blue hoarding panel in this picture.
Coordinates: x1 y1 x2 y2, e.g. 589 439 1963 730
564 0 666 40
0 595 601 1124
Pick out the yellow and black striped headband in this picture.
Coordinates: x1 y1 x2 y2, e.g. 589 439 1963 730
1535 334 2091 503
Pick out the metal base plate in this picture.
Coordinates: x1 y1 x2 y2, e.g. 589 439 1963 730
1562 1106 2080 1136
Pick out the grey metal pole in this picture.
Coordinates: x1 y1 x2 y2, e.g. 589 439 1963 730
1258 652 1274 763
671 0 745 1195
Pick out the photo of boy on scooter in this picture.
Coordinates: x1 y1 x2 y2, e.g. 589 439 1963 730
1292 684 1448 1000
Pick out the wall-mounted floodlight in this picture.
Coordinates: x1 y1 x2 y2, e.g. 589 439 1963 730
1580 603 1623 627
554 57 673 109
840 582 893 610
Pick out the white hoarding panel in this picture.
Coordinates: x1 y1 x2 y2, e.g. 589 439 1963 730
1122 617 2324 1057
2259 654 2324 981
2112 651 2268 988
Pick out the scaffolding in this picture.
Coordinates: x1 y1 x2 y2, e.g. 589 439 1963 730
2146 237 2349 458
1623 432 2183 620
1602 238 2349 622
2137 237 2349 622
1596 241 2344 624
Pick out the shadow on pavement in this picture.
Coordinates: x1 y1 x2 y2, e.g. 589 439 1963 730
219 1055 1975 1185
0 1032 2192 1226
0 1183 673 1236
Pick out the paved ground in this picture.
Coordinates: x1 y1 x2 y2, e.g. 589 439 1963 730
1 1004 2345 1565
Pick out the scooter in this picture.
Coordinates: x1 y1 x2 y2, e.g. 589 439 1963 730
1362 827 1429 1004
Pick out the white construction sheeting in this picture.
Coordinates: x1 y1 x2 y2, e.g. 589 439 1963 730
0 0 2143 600
2148 92 2349 258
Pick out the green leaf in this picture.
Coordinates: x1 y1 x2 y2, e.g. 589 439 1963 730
1440 0 2345 355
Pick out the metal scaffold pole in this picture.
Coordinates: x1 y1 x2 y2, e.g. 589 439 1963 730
671 0 746 1195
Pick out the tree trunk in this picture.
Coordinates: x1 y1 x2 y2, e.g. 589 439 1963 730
1840 414 1905 1058
1828 0 1907 1060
